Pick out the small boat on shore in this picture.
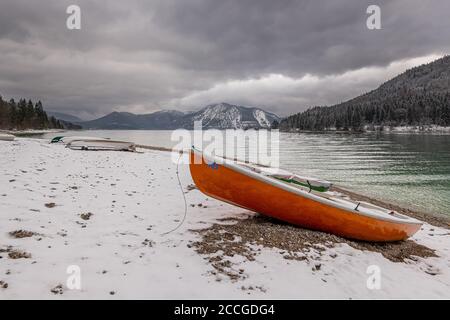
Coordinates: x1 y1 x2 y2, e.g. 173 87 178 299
0 133 15 141
51 136 110 144
189 147 422 242
66 139 136 152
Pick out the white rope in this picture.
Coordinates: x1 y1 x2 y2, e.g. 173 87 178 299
161 151 188 235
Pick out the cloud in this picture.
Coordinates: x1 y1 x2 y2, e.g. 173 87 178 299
172 54 443 115
0 0 449 118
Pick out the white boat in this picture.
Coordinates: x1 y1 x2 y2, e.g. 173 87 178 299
66 139 136 152
0 133 15 141
51 136 110 144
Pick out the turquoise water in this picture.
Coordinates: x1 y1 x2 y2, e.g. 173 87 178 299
38 130 450 217
279 132 450 217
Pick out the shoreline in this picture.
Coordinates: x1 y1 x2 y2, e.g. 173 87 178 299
5 134 449 226
138 143 450 228
331 186 450 229
280 125 450 134
1 129 66 137
5 125 450 135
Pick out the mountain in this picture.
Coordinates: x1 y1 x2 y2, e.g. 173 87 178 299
179 103 280 129
280 55 450 131
80 103 280 130
46 111 83 123
81 110 185 129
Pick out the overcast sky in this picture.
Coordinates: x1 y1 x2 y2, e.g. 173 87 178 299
0 0 449 119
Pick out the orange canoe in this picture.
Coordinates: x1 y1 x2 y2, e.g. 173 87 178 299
189 148 422 242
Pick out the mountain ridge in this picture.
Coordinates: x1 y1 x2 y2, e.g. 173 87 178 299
46 111 83 123
80 103 280 130
280 55 450 131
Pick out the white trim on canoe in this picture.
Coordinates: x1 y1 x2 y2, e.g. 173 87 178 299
192 148 422 226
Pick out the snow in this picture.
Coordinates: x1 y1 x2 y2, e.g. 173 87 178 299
190 103 277 129
253 110 270 128
0 138 449 299
389 125 450 133
363 125 450 133
3 129 65 135
192 103 242 129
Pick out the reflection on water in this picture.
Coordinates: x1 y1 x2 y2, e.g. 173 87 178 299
38 130 450 216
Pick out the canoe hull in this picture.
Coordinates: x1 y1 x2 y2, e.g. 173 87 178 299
190 150 421 242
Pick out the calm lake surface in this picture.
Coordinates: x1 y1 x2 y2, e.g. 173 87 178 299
38 130 450 217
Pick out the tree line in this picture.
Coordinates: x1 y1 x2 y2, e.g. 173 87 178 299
279 90 450 131
0 95 65 130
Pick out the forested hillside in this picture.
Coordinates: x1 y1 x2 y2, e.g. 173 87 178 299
280 56 450 131
0 95 70 130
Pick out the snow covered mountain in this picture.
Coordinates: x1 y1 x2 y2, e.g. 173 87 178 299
80 103 280 130
181 103 280 129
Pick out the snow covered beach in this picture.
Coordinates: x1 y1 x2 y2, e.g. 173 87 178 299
0 138 449 299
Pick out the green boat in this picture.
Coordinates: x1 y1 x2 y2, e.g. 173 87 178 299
51 136 65 143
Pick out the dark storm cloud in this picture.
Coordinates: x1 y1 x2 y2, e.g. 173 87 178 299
0 0 449 118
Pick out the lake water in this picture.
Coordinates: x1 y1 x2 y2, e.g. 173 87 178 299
38 130 450 217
